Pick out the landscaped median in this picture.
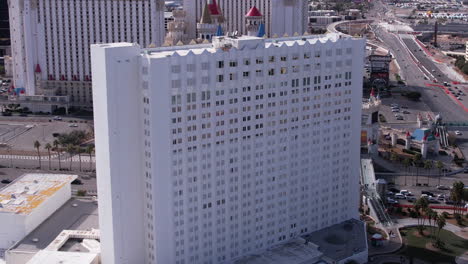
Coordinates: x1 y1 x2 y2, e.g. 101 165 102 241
399 226 468 263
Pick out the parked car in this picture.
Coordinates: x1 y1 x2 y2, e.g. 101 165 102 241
396 116 404 120
395 194 406 199
406 196 416 202
422 191 435 197
71 179 83 185
392 109 400 112
455 131 462 135
389 187 400 193
387 197 398 204
437 185 450 190
68 124 78 128
400 190 409 195
53 116 62 121
403 110 410 114
445 199 454 205
1 179 12 184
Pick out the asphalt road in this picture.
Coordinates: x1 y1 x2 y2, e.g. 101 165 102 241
372 24 468 122
412 23 468 33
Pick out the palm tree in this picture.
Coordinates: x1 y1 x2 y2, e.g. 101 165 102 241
435 161 444 186
435 215 446 248
450 181 465 214
413 153 422 184
66 144 75 171
53 140 62 170
403 158 411 185
85 144 95 172
34 140 41 169
45 143 52 170
424 160 433 185
77 147 83 172
415 197 429 234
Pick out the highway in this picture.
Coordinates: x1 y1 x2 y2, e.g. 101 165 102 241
369 1 468 122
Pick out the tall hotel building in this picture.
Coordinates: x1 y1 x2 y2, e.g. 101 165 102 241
184 0 308 39
92 33 365 264
8 0 165 105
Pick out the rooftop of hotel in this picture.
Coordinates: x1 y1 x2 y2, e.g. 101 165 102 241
143 34 349 58
0 174 77 215
303 219 367 262
93 33 358 59
9 198 98 252
233 238 324 264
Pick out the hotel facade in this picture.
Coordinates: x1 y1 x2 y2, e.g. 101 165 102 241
92 33 365 264
8 0 165 105
184 0 308 39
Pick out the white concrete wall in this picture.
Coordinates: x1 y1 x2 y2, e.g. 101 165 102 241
91 43 145 264
94 34 365 264
5 249 36 264
0 213 26 249
24 183 72 235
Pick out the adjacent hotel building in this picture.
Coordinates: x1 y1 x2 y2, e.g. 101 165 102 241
184 0 308 39
8 0 165 105
92 33 365 264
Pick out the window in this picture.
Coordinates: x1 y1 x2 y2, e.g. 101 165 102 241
269 56 275 62
171 65 181 73
217 61 224 68
229 61 238 67
280 67 287 74
217 75 224 82
268 69 275 76
256 58 264 64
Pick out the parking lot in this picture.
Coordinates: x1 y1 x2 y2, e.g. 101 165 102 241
380 93 433 124
0 119 92 153
378 172 468 207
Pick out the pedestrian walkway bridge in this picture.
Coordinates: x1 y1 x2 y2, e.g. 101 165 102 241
361 158 393 226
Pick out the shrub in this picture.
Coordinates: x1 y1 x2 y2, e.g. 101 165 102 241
396 207 403 214
454 213 463 225
403 149 416 155
76 190 87 196
442 212 450 218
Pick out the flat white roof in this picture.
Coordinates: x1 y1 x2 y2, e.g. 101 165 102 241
234 238 323 264
26 250 98 264
142 33 346 59
0 174 77 215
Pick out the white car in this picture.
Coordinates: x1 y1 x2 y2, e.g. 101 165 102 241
455 131 462 135
394 194 406 199
68 124 78 128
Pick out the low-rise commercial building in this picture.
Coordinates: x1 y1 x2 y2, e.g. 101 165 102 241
0 174 77 250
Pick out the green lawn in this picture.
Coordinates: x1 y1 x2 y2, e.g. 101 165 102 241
399 227 468 263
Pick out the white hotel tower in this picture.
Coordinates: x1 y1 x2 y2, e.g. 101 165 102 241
8 0 165 105
92 33 365 264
